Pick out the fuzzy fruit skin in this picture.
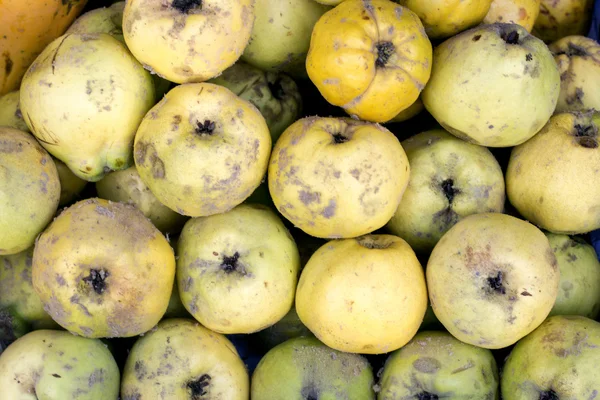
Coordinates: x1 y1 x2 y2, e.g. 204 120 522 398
296 235 428 354
506 111 600 234
483 0 541 32
0 246 59 341
268 116 410 239
251 336 375 399
377 331 500 399
386 129 505 254
96 166 189 235
134 83 271 218
0 91 29 132
121 318 249 400
427 213 560 349
177 204 300 334
0 127 60 255
0 0 88 95
123 0 254 84
501 315 600 399
241 0 331 79
19 33 156 182
546 233 600 319
422 23 560 148
32 198 176 338
0 329 120 399
306 0 432 123
549 35 600 113
207 61 303 143
533 0 594 43
398 0 493 39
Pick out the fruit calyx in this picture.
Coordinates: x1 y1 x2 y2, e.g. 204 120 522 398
171 0 202 13
375 41 395 68
441 179 458 203
539 389 559 400
187 374 211 398
332 133 349 144
195 120 216 136
83 269 109 295
417 392 439 400
268 79 286 100
500 30 520 45
221 252 248 275
487 271 506 295
573 123 598 149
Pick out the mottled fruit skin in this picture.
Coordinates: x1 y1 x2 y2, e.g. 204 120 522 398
386 129 505 254
32 198 176 338
19 33 156 182
241 0 331 79
251 336 375 399
96 166 189 234
0 127 60 255
546 233 600 319
123 0 254 84
501 315 600 399
134 83 272 217
268 116 410 239
306 0 433 122
422 23 560 147
0 329 120 400
296 235 428 354
506 111 600 234
177 204 300 334
0 246 59 341
426 213 560 349
121 318 249 400
533 0 594 43
377 331 500 399
398 0 493 39
483 0 541 32
550 35 600 113
208 61 303 142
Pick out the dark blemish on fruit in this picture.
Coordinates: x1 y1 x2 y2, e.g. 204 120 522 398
487 271 506 294
55 275 67 286
556 43 588 58
501 30 520 45
546 248 559 270
417 392 439 400
301 384 320 400
82 269 109 294
526 53 533 61
332 133 349 144
195 120 216 135
489 125 494 129
566 88 585 105
134 361 147 381
521 291 532 296
88 369 104 387
150 153 165 179
539 389 559 400
122 392 141 400
472 35 482 42
268 79 285 100
0 140 23 153
221 252 248 275
321 199 336 218
299 190 321 205
70 294 92 317
187 374 211 397
567 253 578 262
2 51 13 76
441 179 458 203
172 115 182 131
413 357 442 374
375 41 395 68
350 169 360 180
171 0 202 14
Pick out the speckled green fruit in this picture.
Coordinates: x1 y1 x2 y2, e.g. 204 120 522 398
251 336 375 399
0 329 120 399
377 331 500 399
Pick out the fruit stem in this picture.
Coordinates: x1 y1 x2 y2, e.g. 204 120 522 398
171 0 202 13
375 42 395 67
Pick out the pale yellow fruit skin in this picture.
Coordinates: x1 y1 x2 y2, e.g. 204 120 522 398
268 117 410 239
422 23 560 148
506 112 600 234
296 234 428 354
501 315 600 399
399 0 493 39
546 233 600 319
314 0 347 4
550 35 600 113
533 0 594 43
0 91 29 132
19 33 156 182
177 204 300 334
386 129 505 254
121 318 249 400
54 158 88 207
32 198 176 338
65 1 126 42
377 331 500 399
96 166 189 234
134 83 271 217
0 127 60 255
0 329 120 400
426 213 560 349
483 0 541 32
123 0 254 84
306 0 432 123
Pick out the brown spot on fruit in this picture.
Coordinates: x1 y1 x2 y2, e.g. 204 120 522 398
521 291 532 296
150 153 165 179
472 35 482 42
413 357 442 374
519 7 528 19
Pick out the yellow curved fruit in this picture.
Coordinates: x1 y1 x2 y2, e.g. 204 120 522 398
533 0 594 43
483 0 541 32
398 0 493 39
0 127 60 256
506 111 600 234
32 198 176 338
296 235 428 354
306 0 432 123
314 0 347 4
123 0 254 84
19 33 156 182
386 96 424 124
0 0 88 95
